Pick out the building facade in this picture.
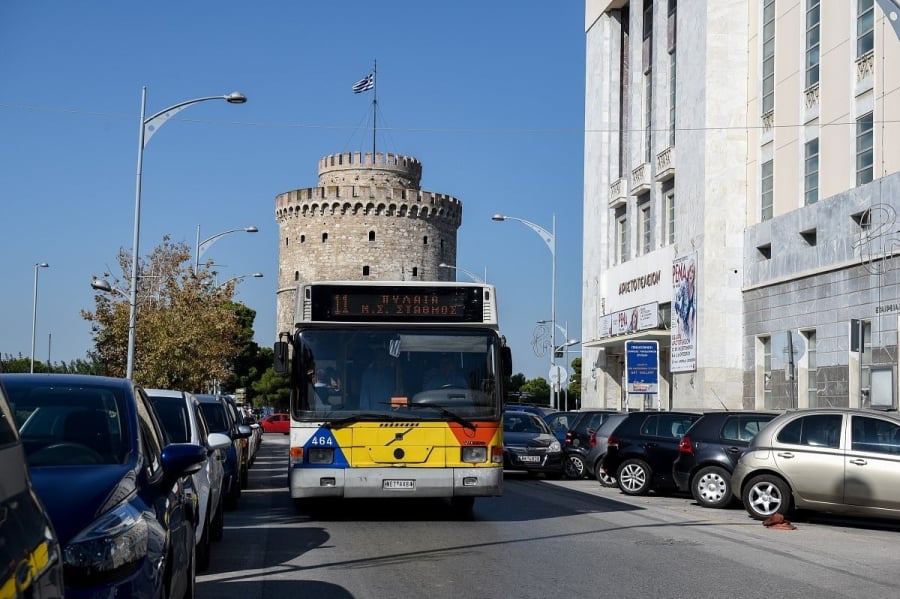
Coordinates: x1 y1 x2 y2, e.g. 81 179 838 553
582 0 900 411
274 152 462 337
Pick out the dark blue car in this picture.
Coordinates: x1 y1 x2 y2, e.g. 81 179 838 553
2 373 206 599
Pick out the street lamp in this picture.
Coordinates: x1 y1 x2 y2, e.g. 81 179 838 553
126 86 247 380
438 262 486 283
195 225 259 271
493 212 557 408
31 262 49 373
217 272 263 289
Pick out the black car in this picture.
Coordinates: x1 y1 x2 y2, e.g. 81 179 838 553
584 412 630 486
544 410 580 444
672 410 779 508
502 411 563 477
196 394 252 509
0 375 64 599
562 410 618 479
600 410 704 495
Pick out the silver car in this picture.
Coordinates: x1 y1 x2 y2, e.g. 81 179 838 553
146 389 232 571
731 408 900 521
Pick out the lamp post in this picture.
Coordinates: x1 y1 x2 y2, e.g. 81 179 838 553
438 262 486 283
195 225 259 271
31 262 49 373
493 212 557 408
126 86 247 380
217 272 263 289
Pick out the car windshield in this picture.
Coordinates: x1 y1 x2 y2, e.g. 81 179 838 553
504 413 549 434
148 396 191 444
6 379 129 466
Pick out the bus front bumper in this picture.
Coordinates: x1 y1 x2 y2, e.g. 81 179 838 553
289 466 503 499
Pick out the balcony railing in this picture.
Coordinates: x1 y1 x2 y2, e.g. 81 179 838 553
608 177 627 208
630 162 651 195
655 146 675 182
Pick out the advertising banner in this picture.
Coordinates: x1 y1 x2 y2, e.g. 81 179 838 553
598 302 659 338
671 252 697 372
625 340 659 394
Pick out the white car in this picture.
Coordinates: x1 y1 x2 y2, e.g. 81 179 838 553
146 388 231 571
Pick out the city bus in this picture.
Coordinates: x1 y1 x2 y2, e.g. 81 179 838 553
273 281 511 514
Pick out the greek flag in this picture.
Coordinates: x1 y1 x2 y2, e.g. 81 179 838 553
352 73 375 94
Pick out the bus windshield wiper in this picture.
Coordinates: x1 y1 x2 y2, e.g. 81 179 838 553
405 404 476 431
324 412 413 429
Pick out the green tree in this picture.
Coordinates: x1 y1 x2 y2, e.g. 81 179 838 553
82 235 247 391
567 357 582 409
520 377 551 406
252 367 291 412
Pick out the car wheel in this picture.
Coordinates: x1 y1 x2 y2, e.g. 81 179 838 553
209 495 224 542
692 466 733 509
617 459 652 495
196 511 211 572
563 454 587 479
594 459 617 487
183 529 197 599
224 477 241 510
742 474 792 520
239 465 249 490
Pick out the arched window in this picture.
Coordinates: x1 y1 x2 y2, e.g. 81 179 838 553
322 233 328 242
363 266 370 276
300 235 306 243
294 271 299 281
369 231 375 241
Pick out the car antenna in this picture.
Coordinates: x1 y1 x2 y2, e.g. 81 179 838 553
711 389 729 411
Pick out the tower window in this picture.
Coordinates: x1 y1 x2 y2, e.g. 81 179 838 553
294 271 299 281
369 231 375 241
322 232 328 242
423 236 428 245
412 267 418 277
363 266 370 277
300 235 306 243
285 237 289 246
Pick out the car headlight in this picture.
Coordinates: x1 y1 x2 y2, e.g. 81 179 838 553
549 440 562 453
63 502 149 586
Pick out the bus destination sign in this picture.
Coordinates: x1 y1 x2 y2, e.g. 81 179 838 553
309 285 485 323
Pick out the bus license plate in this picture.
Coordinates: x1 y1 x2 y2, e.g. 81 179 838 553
383 479 416 490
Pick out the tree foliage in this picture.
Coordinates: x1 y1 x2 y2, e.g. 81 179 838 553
252 367 291 412
81 236 248 391
519 377 551 404
568 357 582 408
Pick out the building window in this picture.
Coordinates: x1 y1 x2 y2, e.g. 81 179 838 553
369 231 375 241
761 159 774 221
804 138 819 205
616 209 628 264
762 0 776 114
664 188 675 245
362 266 370 277
805 0 820 88
856 112 874 185
762 336 772 409
322 233 328 242
805 330 818 407
618 5 630 179
640 200 651 255
294 271 299 281
300 235 306 243
285 237 289 247
412 267 418 277
857 0 874 57
643 0 653 163
423 236 428 245
668 0 677 148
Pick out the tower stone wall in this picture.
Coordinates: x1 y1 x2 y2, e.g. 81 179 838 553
275 152 462 337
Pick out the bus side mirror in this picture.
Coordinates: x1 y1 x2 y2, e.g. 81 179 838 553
274 341 289 375
501 346 512 378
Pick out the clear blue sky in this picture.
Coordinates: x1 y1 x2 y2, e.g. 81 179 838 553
0 1 585 382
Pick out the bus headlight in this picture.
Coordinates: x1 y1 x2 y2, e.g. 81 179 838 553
308 447 334 464
461 446 487 463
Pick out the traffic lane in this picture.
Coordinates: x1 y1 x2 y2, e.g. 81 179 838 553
198 437 900 599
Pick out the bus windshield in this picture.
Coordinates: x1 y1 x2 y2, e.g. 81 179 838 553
292 327 504 421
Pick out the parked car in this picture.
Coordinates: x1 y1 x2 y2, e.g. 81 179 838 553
237 404 263 467
732 408 900 521
260 412 290 434
3 373 205 598
222 395 256 485
0 375 64 599
672 410 779 508
506 404 554 418
584 412 630 486
563 410 619 479
600 410 704 495
146 388 232 570
196 393 252 509
544 410 580 444
502 410 563 477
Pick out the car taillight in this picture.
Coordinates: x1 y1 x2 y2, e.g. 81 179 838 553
589 432 597 447
607 434 620 449
564 431 574 446
678 436 693 454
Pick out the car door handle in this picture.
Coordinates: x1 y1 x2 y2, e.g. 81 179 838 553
776 452 795 459
849 459 868 466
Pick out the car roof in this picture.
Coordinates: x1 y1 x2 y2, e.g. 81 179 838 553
0 372 134 389
144 388 188 399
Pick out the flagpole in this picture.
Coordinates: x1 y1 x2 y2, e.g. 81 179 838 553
372 60 377 159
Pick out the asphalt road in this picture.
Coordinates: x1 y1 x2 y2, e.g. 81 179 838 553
197 433 900 599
